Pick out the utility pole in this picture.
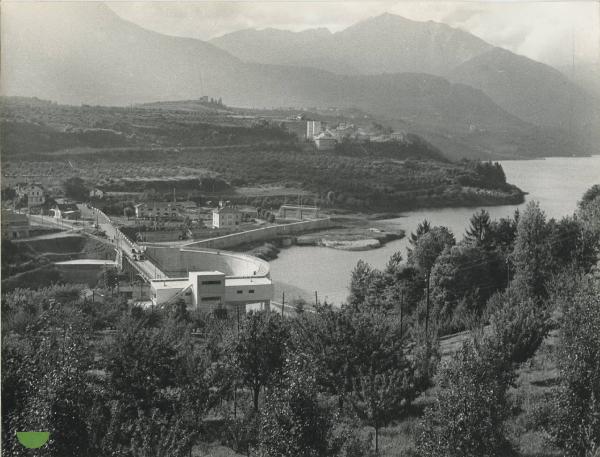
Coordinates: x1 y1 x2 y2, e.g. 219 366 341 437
315 290 318 307
425 272 430 337
282 292 285 317
400 288 404 340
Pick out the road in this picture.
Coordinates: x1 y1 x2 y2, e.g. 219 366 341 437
28 208 167 282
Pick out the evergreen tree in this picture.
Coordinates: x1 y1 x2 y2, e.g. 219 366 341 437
511 201 553 298
408 219 431 253
429 244 495 333
409 226 456 333
465 209 492 248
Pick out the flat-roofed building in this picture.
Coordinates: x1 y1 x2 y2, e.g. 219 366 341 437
134 202 181 220
150 270 272 312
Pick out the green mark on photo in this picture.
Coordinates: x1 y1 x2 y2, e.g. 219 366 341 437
17 431 50 449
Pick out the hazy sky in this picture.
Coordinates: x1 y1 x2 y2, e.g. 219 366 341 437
106 1 600 67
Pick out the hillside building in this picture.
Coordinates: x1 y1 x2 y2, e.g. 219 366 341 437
212 204 242 228
15 183 45 207
134 202 182 220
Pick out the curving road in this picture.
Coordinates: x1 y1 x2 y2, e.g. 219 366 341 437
29 206 167 282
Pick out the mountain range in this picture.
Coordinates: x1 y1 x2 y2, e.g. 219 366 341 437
2 3 598 159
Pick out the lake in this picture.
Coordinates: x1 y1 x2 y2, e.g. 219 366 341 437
269 156 600 305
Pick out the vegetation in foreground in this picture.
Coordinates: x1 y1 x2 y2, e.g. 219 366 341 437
2 185 599 456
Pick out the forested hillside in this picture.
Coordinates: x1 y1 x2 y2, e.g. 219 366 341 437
1 98 524 212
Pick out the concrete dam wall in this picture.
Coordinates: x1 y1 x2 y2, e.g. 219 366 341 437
143 246 270 278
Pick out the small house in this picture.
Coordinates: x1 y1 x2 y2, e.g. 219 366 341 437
212 204 242 228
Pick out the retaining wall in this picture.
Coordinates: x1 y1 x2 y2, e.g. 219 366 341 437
181 218 332 250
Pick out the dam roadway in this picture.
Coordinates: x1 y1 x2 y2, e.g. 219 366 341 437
28 207 167 282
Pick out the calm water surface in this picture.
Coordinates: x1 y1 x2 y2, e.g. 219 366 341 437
270 156 600 305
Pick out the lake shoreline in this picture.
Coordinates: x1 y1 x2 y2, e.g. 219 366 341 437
267 156 600 304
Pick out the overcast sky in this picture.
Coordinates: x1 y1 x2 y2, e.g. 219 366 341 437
106 0 599 68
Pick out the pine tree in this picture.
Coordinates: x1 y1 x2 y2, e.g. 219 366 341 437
465 209 492 248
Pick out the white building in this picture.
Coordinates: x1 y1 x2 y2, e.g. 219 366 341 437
212 205 242 228
306 120 324 140
150 270 272 312
16 183 45 207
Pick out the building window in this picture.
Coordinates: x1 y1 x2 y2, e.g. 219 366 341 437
185 291 192 296
236 290 243 294
201 280 222 285
201 296 221 302
249 290 255 294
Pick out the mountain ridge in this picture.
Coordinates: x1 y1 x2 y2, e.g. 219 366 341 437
210 12 599 144
1 3 595 159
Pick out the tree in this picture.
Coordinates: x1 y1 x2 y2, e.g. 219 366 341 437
123 206 135 219
2 308 94 457
511 201 553 298
488 211 519 256
231 311 289 410
100 312 207 456
292 303 413 407
408 219 431 251
349 368 419 453
576 185 600 260
550 275 600 457
548 216 597 271
464 209 492 248
418 288 550 457
258 355 343 457
417 341 512 457
579 184 600 206
348 260 378 308
408 226 456 333
429 244 495 333
63 177 89 201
